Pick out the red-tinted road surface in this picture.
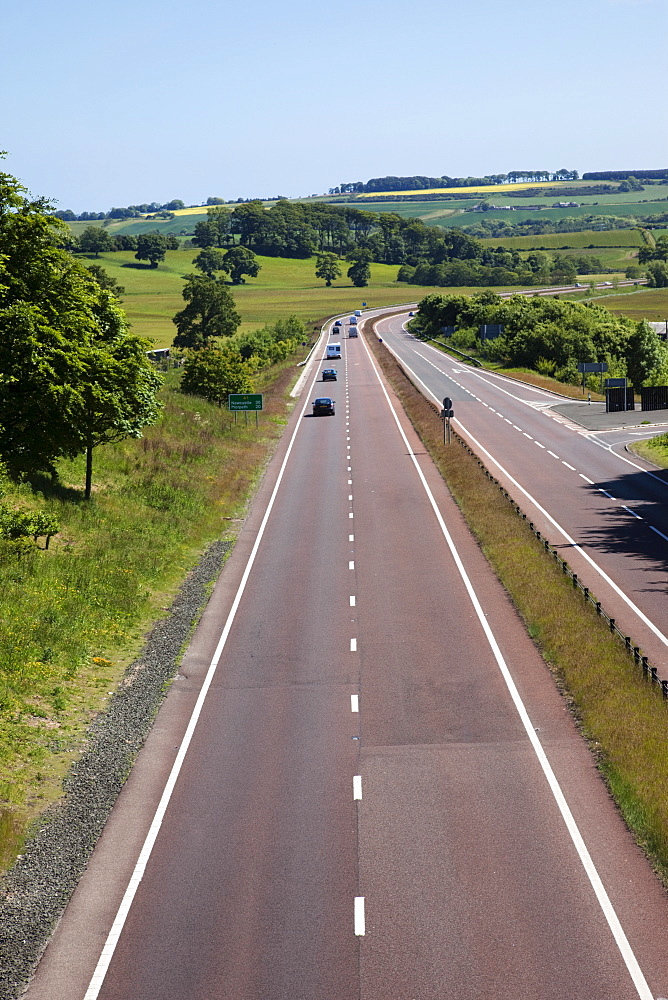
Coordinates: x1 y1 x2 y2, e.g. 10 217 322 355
25 324 668 1000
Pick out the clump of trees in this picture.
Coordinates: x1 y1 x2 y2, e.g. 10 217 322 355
76 227 179 264
0 158 163 499
179 316 307 406
412 292 666 387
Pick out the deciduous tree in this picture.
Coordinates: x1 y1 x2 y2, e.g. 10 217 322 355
172 275 241 349
315 253 342 286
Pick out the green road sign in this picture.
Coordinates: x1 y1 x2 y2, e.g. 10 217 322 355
229 393 263 411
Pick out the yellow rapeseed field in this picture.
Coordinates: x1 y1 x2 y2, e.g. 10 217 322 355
357 182 558 198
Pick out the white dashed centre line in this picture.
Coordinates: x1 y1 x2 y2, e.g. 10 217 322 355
349 512 354 519
348 495 353 501
354 897 365 936
350 596 356 606
348 479 352 485
622 506 643 520
350 638 357 652
535 441 545 449
349 561 354 570
353 775 362 800
523 433 533 440
600 490 615 499
350 695 359 713
548 451 559 459
349 534 354 541
650 525 668 542
562 462 576 471
580 474 594 484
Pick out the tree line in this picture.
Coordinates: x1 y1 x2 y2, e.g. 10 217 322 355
412 292 665 388
330 170 580 194
397 249 611 288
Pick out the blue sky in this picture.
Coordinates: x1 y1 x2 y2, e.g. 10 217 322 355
1 0 665 212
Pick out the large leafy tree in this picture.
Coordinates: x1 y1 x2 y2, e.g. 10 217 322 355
78 225 114 257
194 247 228 277
0 156 163 490
222 246 261 284
172 275 241 349
135 232 167 267
315 253 342 287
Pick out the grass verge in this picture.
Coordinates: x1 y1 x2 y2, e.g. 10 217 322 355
367 330 668 881
0 346 309 869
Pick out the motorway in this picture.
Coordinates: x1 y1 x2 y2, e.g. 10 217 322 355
375 311 668 676
26 322 668 999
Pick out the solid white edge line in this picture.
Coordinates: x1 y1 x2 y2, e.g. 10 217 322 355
353 775 362 800
83 321 331 999
379 343 668 653
362 333 653 1000
354 896 365 935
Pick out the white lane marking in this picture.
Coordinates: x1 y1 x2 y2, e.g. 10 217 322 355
535 441 546 449
548 450 560 459
600 490 615 499
349 534 354 541
351 694 359 712
562 461 576 471
489 407 496 413
354 897 366 936
353 775 362 800
350 638 357 651
349 495 353 501
84 321 328 1000
349 561 355 570
349 512 354 519
350 596 356 606
622 506 643 520
650 525 668 542
580 474 594 483
363 335 654 1000
451 419 668 653
505 418 512 424
513 425 522 431
348 479 353 485
523 433 533 440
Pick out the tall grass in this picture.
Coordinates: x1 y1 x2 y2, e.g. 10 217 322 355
368 332 668 879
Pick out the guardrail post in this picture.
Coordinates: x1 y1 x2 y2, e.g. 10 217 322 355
596 602 601 615
651 666 658 684
642 656 649 676
662 680 668 699
609 618 615 632
633 646 641 663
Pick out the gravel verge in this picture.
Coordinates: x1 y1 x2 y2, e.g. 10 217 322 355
0 538 231 999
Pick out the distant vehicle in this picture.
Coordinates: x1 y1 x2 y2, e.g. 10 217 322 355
602 281 613 286
574 283 584 288
349 316 358 326
334 320 342 327
312 397 335 416
408 311 415 317
322 368 337 381
326 344 341 359
354 309 362 316
349 327 358 338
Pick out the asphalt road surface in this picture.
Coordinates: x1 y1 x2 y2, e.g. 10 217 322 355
375 312 668 678
26 324 668 1000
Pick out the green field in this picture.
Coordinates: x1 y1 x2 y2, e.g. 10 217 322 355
89 251 416 347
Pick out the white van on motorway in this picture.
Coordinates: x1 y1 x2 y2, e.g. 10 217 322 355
326 343 341 359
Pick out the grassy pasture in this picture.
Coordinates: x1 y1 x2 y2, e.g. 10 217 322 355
478 229 644 250
88 251 413 347
598 287 668 322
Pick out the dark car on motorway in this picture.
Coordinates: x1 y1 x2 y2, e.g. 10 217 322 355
312 397 335 416
322 368 337 381
334 319 342 327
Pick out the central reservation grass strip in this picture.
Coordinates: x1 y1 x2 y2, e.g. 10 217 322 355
366 329 668 882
